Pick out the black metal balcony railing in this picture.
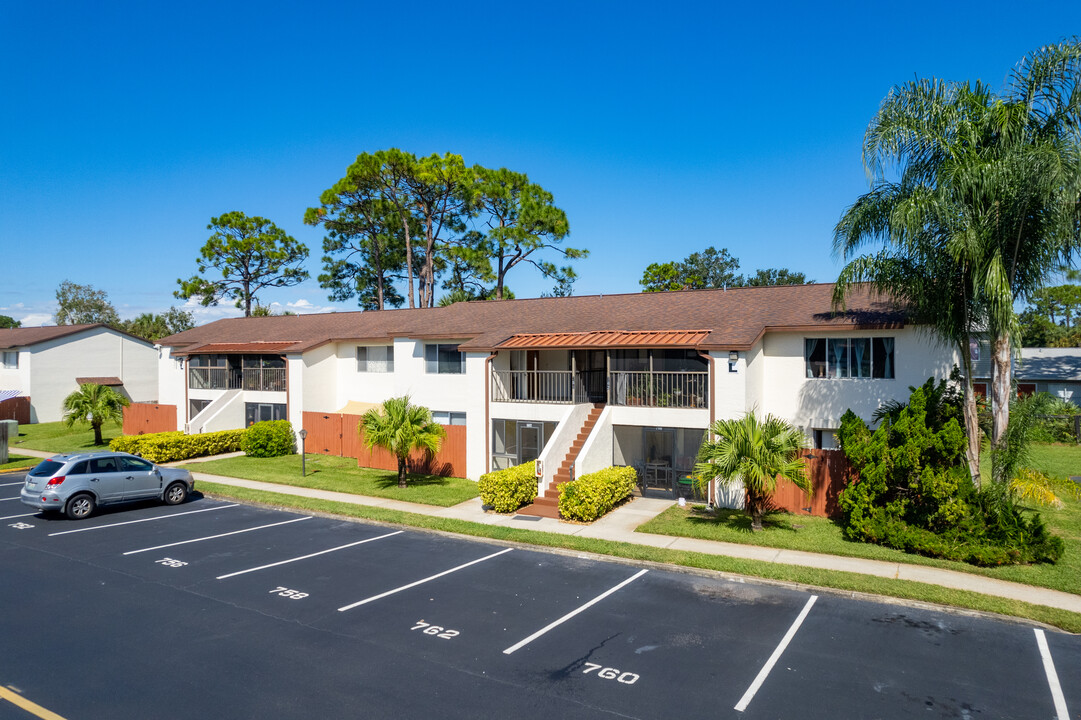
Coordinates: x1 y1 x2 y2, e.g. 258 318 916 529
188 367 287 392
491 369 707 408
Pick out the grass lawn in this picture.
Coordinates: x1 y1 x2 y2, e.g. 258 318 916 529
638 442 1081 597
0 454 40 472
184 453 480 507
195 479 1081 633
11 421 120 454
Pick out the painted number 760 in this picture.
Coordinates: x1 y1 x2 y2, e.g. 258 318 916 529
582 663 639 684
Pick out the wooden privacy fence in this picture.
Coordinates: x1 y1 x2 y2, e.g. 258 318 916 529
0 396 30 425
302 411 467 478
122 403 177 435
767 449 852 519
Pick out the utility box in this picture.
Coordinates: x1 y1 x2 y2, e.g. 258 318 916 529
0 419 15 465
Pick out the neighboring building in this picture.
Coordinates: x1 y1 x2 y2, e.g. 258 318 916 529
157 284 958 484
0 324 159 423
1016 347 1081 403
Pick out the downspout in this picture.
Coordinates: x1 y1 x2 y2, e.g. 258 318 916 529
484 353 497 474
698 349 716 507
284 355 291 432
183 352 189 433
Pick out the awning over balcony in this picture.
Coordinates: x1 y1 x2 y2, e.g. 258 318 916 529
175 342 298 355
494 330 710 350
75 376 123 386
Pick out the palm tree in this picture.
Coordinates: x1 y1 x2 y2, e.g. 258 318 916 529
360 396 446 488
62 383 130 445
693 412 810 532
835 39 1081 474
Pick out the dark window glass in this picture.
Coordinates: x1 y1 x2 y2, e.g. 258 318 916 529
68 461 88 475
29 460 64 477
245 403 287 426
872 338 895 379
805 339 826 378
90 457 119 473
850 338 871 378
426 344 463 374
122 457 154 472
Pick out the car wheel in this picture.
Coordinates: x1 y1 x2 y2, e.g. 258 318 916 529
65 493 95 520
164 482 188 506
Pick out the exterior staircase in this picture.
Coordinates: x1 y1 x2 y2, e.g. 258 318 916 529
518 404 604 519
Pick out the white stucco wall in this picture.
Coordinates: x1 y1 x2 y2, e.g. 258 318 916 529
28 328 157 423
0 350 32 415
157 346 187 429
711 350 746 421
757 327 957 435
300 343 337 413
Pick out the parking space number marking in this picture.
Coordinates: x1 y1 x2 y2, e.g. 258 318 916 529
155 557 188 568
582 662 639 685
8 522 33 529
269 586 309 600
411 620 459 639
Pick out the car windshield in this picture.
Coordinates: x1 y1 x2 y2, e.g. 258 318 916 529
28 460 64 477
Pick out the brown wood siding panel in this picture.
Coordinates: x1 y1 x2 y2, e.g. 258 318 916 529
0 397 31 425
767 449 850 519
302 411 342 456
121 403 177 435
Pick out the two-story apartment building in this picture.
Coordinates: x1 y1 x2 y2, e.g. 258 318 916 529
156 284 958 487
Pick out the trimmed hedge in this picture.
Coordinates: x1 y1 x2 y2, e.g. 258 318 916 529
241 420 296 458
558 466 637 522
110 428 246 463
478 461 537 513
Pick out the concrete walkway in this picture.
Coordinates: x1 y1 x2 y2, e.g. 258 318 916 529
10 445 1081 616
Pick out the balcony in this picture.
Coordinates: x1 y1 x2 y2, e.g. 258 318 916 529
491 369 706 408
609 371 708 409
188 367 287 393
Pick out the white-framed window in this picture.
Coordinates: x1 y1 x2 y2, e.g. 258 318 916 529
432 411 466 426
969 339 980 362
1 351 17 369
425 344 464 374
805 337 894 379
357 345 394 373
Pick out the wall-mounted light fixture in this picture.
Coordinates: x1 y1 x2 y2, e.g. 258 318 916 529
728 351 739 363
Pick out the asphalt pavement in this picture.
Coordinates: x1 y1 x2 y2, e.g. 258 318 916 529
0 477 1076 719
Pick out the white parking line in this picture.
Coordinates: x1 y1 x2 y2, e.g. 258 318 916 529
1035 629 1071 720
217 530 404 580
0 512 39 521
48 504 239 536
502 568 649 655
0 481 26 487
0 497 21 502
123 516 312 555
338 547 514 612
734 594 817 712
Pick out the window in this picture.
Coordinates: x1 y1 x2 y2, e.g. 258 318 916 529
969 339 980 362
425 344 464 374
813 429 839 450
1 351 17 369
122 457 154 472
68 461 88 475
806 337 894 379
190 399 211 417
432 411 466 426
245 402 287 426
357 346 394 373
90 457 119 473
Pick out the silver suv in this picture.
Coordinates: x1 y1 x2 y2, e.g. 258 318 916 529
21 452 195 520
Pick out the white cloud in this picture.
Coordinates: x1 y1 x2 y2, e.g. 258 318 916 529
14 313 53 327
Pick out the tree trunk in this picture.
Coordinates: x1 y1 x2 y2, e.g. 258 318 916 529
959 346 981 486
398 456 408 488
93 421 104 446
990 334 1012 452
746 489 764 532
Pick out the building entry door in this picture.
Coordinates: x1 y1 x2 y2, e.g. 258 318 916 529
518 423 542 463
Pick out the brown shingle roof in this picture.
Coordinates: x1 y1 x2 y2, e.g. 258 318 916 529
157 284 905 354
75 376 123 386
174 342 299 356
0 324 154 350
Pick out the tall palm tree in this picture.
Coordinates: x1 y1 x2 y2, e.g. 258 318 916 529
62 383 130 445
360 396 446 488
693 412 810 532
835 39 1081 472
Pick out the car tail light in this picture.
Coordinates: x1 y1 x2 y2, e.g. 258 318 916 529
46 476 65 486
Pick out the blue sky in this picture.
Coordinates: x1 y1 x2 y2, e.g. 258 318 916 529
2 1 1078 326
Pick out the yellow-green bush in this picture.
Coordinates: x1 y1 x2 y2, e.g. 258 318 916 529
110 429 246 463
558 466 637 522
478 461 537 513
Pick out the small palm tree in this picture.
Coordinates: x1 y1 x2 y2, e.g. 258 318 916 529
694 412 811 532
361 396 446 488
62 383 130 445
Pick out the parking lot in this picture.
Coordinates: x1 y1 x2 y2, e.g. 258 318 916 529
0 474 1077 719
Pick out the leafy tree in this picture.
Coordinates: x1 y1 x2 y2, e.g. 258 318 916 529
744 268 811 286
639 261 687 292
462 166 584 300
250 305 297 317
692 411 810 531
175 211 309 317
54 281 120 326
123 307 195 341
360 396 446 488
62 382 129 445
1019 284 1081 346
0 315 20 328
641 247 742 292
305 173 408 311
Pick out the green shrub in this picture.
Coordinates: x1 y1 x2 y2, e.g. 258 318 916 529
558 466 637 522
110 428 245 463
837 379 1065 566
478 461 537 513
241 420 296 458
